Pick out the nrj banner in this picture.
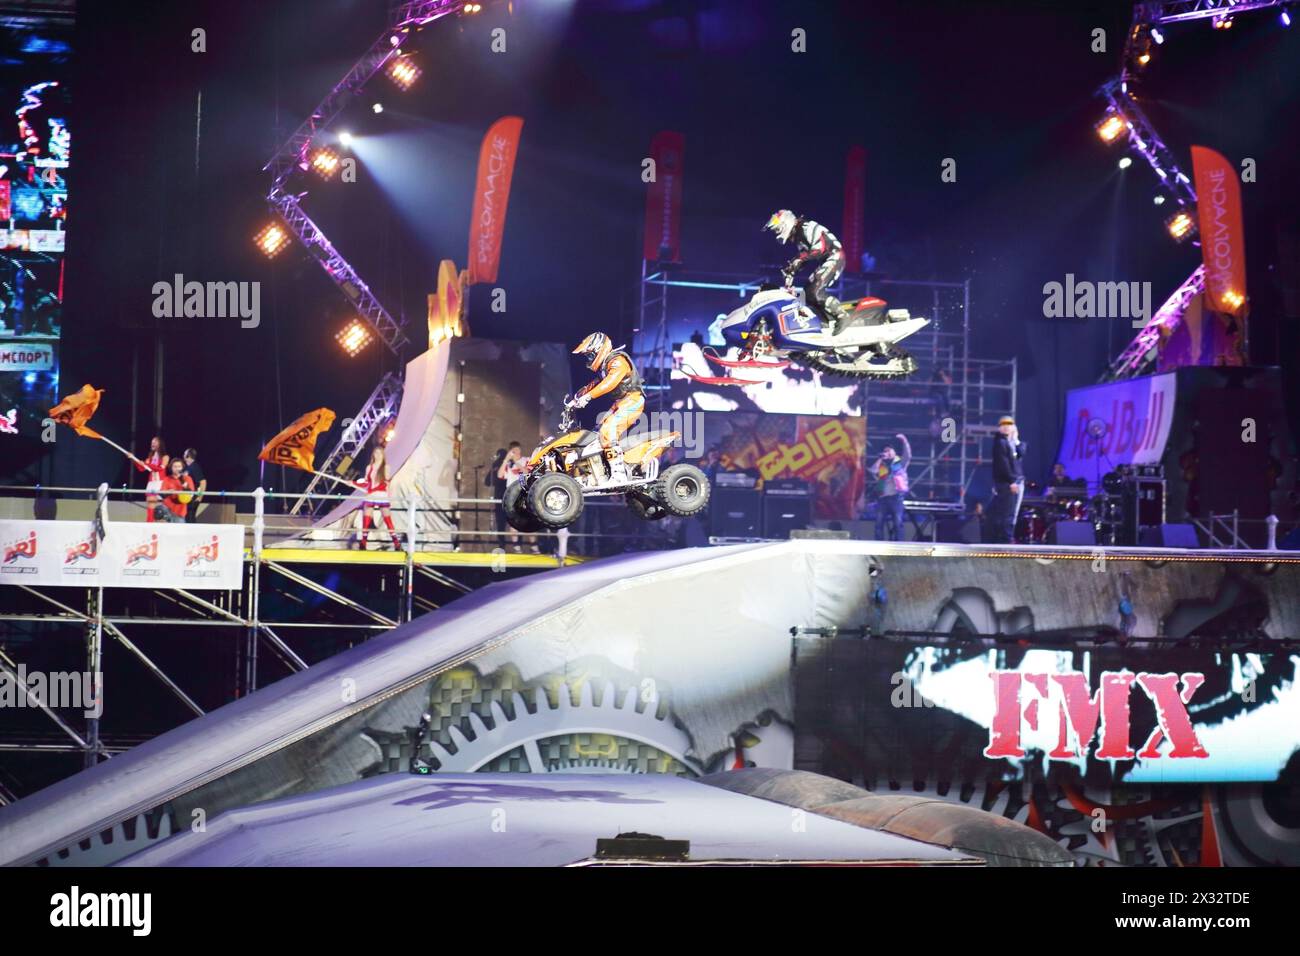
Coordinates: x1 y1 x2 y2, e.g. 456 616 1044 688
0 520 244 590
1056 372 1176 479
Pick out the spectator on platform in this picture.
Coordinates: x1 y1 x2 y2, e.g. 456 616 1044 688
182 448 207 523
498 441 538 554
988 416 1026 543
156 457 195 523
871 433 912 541
489 446 511 533
129 436 169 522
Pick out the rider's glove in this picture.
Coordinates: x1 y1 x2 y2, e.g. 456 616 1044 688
572 394 590 409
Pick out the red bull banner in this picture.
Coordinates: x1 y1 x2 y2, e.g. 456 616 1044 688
1191 146 1247 318
1056 372 1177 480
704 412 865 519
467 116 524 285
841 145 866 274
642 131 685 263
0 520 244 590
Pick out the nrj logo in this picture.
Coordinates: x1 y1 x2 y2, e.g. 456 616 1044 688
984 670 1209 761
3 530 37 565
186 535 219 566
125 534 159 566
65 531 98 564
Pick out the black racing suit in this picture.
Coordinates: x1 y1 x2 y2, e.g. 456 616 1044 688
784 218 844 318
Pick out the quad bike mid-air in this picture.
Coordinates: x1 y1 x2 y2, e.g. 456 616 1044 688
503 395 711 532
688 276 930 383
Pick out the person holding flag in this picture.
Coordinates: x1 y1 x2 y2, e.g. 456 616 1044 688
128 436 169 522
353 445 402 550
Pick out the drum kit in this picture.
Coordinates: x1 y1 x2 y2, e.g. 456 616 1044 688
1014 484 1090 544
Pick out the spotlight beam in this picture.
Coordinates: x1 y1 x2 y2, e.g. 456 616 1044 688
260 1 477 358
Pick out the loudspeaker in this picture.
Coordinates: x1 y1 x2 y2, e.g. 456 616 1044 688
711 487 761 538
763 493 812 539
1048 522 1097 546
936 515 982 544
1138 523 1200 549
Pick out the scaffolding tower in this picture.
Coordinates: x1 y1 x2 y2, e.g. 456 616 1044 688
634 266 1016 506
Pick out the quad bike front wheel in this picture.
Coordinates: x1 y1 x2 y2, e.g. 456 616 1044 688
503 481 543 533
526 472 585 529
628 491 669 521
655 463 710 517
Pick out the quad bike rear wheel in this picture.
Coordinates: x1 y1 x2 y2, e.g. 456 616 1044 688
526 472 585 529
503 481 543 533
628 491 669 521
655 463 710 517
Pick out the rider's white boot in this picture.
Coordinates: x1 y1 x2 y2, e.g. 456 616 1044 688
605 449 629 484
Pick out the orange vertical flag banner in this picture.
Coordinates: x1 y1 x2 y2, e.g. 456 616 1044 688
1191 145 1247 317
466 116 524 286
258 408 337 473
48 385 105 439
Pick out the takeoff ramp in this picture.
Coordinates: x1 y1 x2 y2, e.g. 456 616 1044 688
2 540 1297 867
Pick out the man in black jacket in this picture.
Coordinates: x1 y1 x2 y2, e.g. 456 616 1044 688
988 415 1026 543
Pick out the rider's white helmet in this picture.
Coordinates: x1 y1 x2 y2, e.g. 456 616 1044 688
764 209 798 243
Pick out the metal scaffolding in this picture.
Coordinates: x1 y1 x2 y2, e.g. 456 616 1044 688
634 265 1016 506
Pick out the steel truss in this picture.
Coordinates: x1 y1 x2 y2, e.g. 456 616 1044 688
1102 264 1206 380
0 486 475 781
290 371 404 516
1093 0 1280 379
261 2 473 511
635 265 1016 506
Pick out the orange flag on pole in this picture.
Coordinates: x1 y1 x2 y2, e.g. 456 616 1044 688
258 408 336 473
48 385 105 439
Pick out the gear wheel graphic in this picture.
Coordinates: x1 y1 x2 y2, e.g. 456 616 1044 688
424 681 702 776
38 810 175 867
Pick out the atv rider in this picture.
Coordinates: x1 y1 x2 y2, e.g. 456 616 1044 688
764 209 845 330
570 332 644 484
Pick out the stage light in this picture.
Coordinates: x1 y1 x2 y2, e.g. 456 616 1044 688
372 102 384 114
254 222 290 259
336 318 373 357
384 424 397 443
1095 112 1126 145
1118 156 1133 169
387 56 420 90
1151 27 1164 44
1165 208 1196 242
1283 10 1292 27
339 131 354 146
463 2 483 11
1137 52 1151 66
310 147 340 179
1153 195 1166 205
1222 290 1245 311
1212 14 1233 29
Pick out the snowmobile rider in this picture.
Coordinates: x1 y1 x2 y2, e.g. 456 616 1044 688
570 332 644 484
764 209 845 330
